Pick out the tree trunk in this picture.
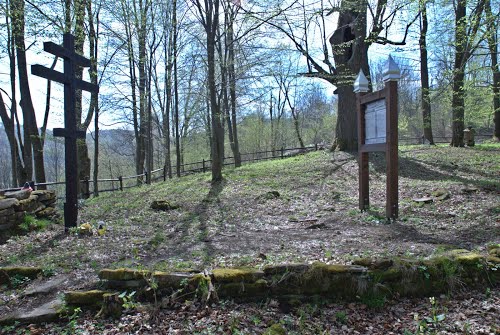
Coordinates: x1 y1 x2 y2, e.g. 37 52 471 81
419 1 434 144
137 0 148 181
485 0 500 141
164 29 173 179
197 0 224 182
451 0 466 147
12 0 46 187
226 4 241 167
330 2 369 151
87 0 99 196
173 0 181 177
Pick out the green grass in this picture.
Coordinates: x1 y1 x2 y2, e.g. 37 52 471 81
19 215 51 232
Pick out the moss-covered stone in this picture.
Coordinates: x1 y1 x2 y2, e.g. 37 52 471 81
153 271 194 290
353 258 393 270
0 267 42 280
99 268 150 281
370 267 403 282
212 267 264 283
488 248 500 257
263 263 309 276
65 290 107 307
454 253 482 266
150 200 179 211
487 256 500 264
263 323 286 335
218 279 269 298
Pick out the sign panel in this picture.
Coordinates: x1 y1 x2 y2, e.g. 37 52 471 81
365 99 386 144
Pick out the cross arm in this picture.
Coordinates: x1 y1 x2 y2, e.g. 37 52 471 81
53 128 86 139
44 41 91 68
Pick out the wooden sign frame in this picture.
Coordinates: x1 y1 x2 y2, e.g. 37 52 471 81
354 57 400 220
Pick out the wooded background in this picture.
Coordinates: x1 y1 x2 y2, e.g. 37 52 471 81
0 0 498 189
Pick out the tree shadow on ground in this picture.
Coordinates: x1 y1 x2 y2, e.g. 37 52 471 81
389 221 498 249
160 180 225 267
369 152 499 192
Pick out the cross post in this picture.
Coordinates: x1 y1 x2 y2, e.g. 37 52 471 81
32 33 98 230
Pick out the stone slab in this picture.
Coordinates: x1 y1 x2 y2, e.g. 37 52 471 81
32 190 56 202
0 198 19 211
0 298 63 326
24 275 69 297
5 190 31 201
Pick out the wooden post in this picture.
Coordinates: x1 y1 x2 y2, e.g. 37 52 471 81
354 70 370 211
354 56 400 220
202 159 206 173
281 147 284 159
383 59 400 219
118 176 123 191
163 165 167 181
32 33 98 230
144 170 148 184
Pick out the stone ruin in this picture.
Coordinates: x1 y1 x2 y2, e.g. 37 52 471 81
0 189 58 233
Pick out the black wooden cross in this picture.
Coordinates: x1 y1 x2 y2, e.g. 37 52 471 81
32 33 98 230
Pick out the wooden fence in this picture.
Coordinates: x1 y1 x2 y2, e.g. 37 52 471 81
1 145 319 198
1 134 493 198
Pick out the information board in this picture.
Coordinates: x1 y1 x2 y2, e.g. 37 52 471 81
365 99 386 144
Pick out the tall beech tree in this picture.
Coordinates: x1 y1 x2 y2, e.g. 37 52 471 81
11 0 47 187
450 0 485 146
485 0 499 140
419 0 434 144
192 0 225 182
260 0 417 151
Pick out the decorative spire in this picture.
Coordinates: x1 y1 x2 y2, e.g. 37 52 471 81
353 70 369 93
383 55 400 82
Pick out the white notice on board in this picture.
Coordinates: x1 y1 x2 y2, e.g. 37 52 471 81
365 99 386 144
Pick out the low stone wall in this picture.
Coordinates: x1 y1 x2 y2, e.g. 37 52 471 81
0 189 57 232
61 248 499 315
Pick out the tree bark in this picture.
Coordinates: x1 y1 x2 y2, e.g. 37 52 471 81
11 0 46 187
451 0 467 147
226 3 241 167
330 1 369 151
164 27 173 179
419 1 434 144
485 0 500 140
195 0 224 182
173 0 181 177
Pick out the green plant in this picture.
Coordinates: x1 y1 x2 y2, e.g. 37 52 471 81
10 274 30 288
418 265 430 280
19 215 51 232
119 291 138 311
361 292 386 309
335 311 347 324
425 297 446 325
62 307 82 335
42 265 56 278
1 321 20 333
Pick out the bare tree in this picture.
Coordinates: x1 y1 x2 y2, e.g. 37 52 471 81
191 0 225 182
419 0 434 144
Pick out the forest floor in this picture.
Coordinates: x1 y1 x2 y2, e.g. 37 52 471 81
0 143 499 334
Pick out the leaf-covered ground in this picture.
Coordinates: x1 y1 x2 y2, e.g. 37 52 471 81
0 144 499 334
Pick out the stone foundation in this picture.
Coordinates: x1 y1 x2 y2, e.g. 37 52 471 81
0 189 58 233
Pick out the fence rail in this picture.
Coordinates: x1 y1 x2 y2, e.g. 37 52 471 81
1 135 494 197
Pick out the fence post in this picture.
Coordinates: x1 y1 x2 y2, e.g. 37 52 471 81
144 170 149 184
118 176 123 191
281 147 284 159
315 143 318 151
202 159 206 173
